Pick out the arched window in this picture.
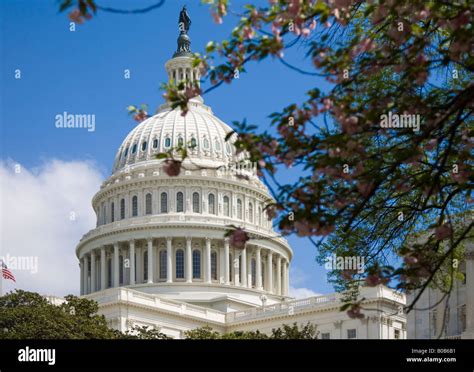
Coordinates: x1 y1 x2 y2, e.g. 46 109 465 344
141 141 147 151
160 192 168 213
111 202 115 222
177 136 184 147
119 255 124 285
124 147 129 157
261 262 265 288
237 199 243 219
251 259 256 287
203 138 210 149
190 137 197 148
192 250 201 279
225 143 231 154
153 139 158 149
176 249 184 279
132 144 137 153
215 139 221 152
229 253 233 282
257 206 262 226
223 196 230 217
120 198 125 219
249 202 254 223
143 251 148 282
132 196 138 217
159 250 167 279
208 193 215 215
211 251 218 280
176 192 184 212
193 192 200 213
145 193 152 215
165 137 171 148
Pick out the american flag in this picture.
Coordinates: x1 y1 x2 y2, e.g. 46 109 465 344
1 261 16 282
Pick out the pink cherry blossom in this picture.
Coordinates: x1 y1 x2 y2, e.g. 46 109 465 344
229 228 249 249
68 9 84 24
347 305 364 319
434 224 452 240
162 159 182 177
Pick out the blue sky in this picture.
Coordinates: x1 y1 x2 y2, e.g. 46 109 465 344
0 0 334 295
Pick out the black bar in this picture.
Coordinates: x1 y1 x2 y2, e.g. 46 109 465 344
0 339 473 371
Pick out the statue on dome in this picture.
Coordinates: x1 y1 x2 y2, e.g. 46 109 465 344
178 6 191 34
174 6 192 57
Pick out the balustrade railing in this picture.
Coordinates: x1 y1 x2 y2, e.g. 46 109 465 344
226 294 338 323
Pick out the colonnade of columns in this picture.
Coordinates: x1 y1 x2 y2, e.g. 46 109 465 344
168 67 199 85
79 237 290 297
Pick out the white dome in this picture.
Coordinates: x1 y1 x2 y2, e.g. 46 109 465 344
113 98 237 173
77 24 292 312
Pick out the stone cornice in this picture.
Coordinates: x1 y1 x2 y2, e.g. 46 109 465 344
100 299 226 327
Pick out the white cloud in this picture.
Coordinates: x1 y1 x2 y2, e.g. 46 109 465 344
0 159 104 297
289 266 309 286
289 286 321 299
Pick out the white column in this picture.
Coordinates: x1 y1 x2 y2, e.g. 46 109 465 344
281 259 286 296
113 243 119 287
205 238 211 283
219 246 225 284
83 254 89 294
79 258 84 295
281 260 286 296
90 251 96 293
100 247 106 290
256 247 262 290
129 240 135 285
247 248 252 288
185 237 192 283
166 237 173 283
147 238 153 283
241 246 247 287
266 251 273 293
276 255 282 296
462 242 474 338
286 262 290 296
224 238 230 285
233 249 240 285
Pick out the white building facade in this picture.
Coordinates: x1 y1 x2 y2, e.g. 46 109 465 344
75 11 407 339
407 238 474 339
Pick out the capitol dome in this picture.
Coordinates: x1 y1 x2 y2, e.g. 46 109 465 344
112 98 238 174
76 16 292 312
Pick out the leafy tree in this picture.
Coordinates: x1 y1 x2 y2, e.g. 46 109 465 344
124 325 171 340
167 0 473 315
0 290 122 339
184 325 222 339
184 323 318 339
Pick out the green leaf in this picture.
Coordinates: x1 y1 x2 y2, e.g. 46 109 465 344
58 0 73 12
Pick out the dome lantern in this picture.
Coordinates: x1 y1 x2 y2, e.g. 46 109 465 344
165 6 200 88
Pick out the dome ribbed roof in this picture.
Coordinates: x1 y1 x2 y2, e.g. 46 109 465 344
112 99 237 173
